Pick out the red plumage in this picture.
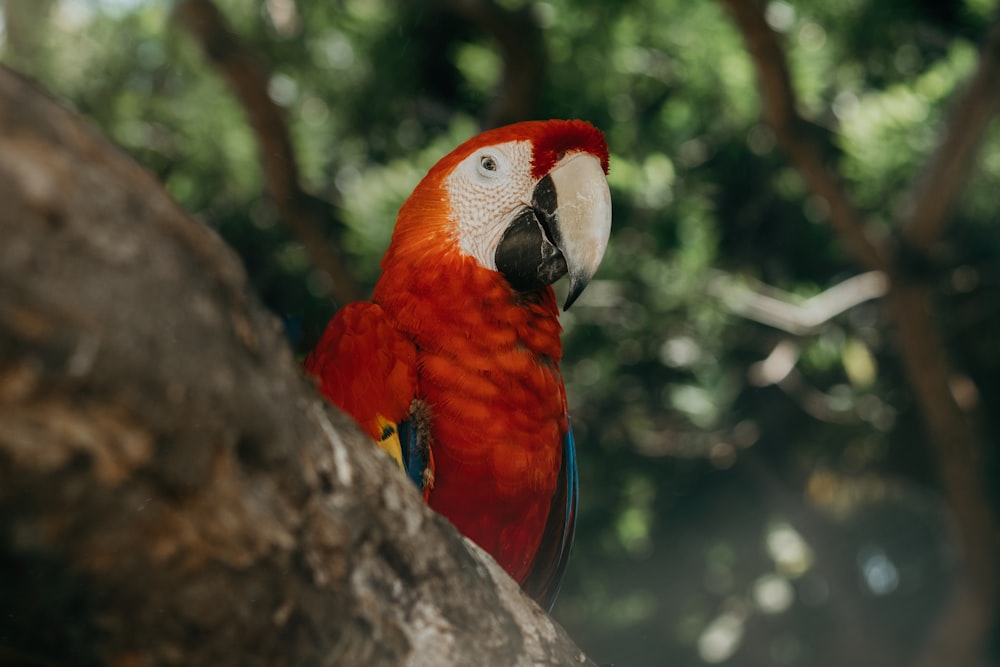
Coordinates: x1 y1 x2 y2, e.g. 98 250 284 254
305 119 608 598
376 252 566 581
304 301 416 442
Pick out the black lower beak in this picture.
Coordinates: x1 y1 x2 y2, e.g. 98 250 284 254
494 175 568 293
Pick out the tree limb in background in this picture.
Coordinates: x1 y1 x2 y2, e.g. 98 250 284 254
710 270 888 336
0 66 593 667
175 0 362 307
885 283 997 667
901 17 1000 251
718 0 886 272
437 0 546 128
718 0 1000 663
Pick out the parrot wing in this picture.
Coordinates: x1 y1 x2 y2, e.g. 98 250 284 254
304 302 433 498
521 417 579 611
396 398 435 496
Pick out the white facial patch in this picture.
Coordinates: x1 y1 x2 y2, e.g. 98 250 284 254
444 140 536 271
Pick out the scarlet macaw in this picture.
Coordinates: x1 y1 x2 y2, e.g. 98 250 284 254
305 120 611 609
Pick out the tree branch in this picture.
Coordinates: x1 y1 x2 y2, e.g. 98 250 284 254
718 0 886 272
720 1 1000 661
883 283 998 593
437 0 546 128
0 66 593 666
901 15 1000 251
710 270 888 336
175 0 362 306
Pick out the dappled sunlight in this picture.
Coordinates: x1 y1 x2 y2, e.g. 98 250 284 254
753 573 795 614
559 466 959 666
765 521 813 578
698 606 748 663
858 546 900 596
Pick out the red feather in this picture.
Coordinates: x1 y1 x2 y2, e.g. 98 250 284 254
303 302 416 441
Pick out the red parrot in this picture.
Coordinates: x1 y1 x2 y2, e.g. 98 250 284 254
305 120 611 609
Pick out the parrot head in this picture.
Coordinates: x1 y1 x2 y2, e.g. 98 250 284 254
384 120 611 310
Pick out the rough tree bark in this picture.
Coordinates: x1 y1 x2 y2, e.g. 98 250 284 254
0 67 595 667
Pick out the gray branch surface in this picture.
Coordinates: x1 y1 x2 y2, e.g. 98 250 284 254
0 67 593 667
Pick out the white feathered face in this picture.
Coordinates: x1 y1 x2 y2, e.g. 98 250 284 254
444 139 612 310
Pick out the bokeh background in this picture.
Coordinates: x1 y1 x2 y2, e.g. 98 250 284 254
4 0 999 665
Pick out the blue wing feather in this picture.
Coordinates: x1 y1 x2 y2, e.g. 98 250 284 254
398 416 423 487
396 400 433 495
523 415 579 611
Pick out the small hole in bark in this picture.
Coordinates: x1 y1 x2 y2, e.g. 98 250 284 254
378 540 417 587
44 209 66 230
67 450 91 472
319 470 334 494
235 435 265 469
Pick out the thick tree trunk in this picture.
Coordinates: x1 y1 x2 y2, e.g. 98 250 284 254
0 67 593 667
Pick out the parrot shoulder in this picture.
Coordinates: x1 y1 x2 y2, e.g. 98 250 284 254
304 302 430 490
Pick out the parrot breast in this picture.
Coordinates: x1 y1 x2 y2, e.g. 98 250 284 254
373 247 567 583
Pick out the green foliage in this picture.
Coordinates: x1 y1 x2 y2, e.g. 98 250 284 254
6 0 1000 664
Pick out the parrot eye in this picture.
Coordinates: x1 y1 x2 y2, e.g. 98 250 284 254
467 144 516 182
480 155 498 172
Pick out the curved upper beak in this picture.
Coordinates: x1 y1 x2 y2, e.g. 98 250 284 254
494 152 612 309
539 153 612 310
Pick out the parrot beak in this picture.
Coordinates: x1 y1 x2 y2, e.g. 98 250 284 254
494 152 612 310
541 152 612 310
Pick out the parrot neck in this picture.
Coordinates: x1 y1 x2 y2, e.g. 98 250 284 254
372 246 563 363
